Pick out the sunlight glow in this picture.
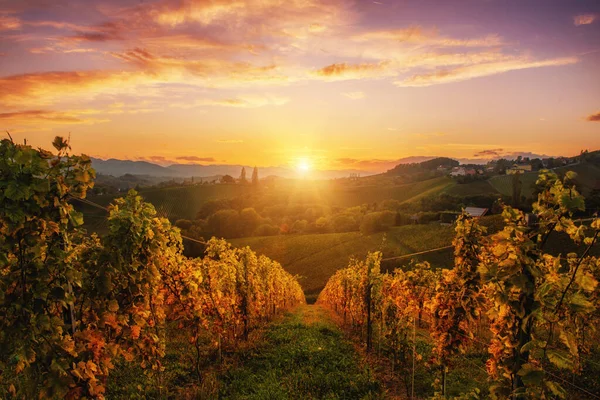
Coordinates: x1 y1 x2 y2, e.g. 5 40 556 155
296 158 312 174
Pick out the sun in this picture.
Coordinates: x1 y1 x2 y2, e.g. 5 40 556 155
296 158 311 173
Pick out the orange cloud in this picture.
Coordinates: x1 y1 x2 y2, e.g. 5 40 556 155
586 111 600 122
396 56 578 87
0 14 21 30
314 62 390 80
0 70 146 108
574 14 596 26
0 109 108 125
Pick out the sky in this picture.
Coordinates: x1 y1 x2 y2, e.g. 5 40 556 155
1 0 599 173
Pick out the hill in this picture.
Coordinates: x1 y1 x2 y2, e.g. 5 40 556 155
489 162 600 198
91 157 374 180
230 224 457 301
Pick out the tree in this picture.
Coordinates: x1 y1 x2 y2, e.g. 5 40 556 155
239 167 247 184
251 166 259 186
220 174 235 184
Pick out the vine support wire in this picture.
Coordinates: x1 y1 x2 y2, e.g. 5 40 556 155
411 313 416 400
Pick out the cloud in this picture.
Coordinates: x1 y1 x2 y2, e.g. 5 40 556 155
0 14 21 31
216 139 244 143
352 26 429 43
396 56 578 87
352 25 502 48
314 62 390 80
176 156 216 162
342 91 365 99
207 95 289 108
111 47 289 86
586 111 600 122
0 109 108 125
474 148 504 157
0 70 152 108
574 14 596 26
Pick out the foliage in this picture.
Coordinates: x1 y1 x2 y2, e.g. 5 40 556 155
319 170 600 399
428 213 486 394
0 136 96 398
360 211 395 235
480 170 599 398
0 137 305 399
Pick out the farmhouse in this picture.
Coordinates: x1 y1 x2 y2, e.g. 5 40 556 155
506 164 533 175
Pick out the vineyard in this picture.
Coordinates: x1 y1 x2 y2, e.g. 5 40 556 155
2 136 600 399
319 171 600 399
0 138 305 398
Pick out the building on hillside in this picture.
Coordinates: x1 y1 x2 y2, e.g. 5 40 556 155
464 207 489 218
450 167 466 176
506 164 533 175
450 167 479 177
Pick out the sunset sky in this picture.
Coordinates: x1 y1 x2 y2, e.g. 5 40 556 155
1 0 599 172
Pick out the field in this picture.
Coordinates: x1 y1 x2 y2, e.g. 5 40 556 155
442 179 500 196
231 224 457 300
489 162 600 199
489 172 539 198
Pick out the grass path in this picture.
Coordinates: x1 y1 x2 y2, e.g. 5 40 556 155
219 305 382 399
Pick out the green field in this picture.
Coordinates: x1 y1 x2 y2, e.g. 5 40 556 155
443 179 500 196
489 163 600 199
231 224 457 299
489 172 539 198
338 176 454 206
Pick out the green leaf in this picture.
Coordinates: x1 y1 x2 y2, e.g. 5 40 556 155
569 292 595 314
69 210 84 227
517 363 544 386
14 150 33 165
546 348 573 370
5 182 30 201
545 381 567 399
576 273 597 292
559 193 585 212
564 171 577 181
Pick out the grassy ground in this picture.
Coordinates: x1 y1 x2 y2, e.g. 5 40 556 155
442 179 499 196
219 305 382 399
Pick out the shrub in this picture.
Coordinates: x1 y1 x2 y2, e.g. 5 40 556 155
254 224 279 236
360 211 395 235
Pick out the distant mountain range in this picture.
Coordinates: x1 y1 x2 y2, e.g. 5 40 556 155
91 158 372 180
90 151 562 181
